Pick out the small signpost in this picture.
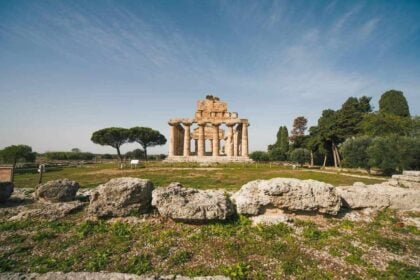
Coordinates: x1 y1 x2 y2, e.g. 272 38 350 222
38 164 46 184
130 159 140 169
0 165 14 182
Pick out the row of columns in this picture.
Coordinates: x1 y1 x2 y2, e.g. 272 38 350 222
169 122 249 157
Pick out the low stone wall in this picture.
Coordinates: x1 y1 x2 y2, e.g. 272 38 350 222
2 171 420 224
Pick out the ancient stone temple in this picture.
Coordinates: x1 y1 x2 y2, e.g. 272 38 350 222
165 95 252 163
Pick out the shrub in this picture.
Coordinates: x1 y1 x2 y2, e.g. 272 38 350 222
289 148 311 166
367 136 420 175
249 151 270 162
268 147 287 161
44 151 94 161
341 136 373 169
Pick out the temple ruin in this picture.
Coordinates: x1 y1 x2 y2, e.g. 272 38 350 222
165 95 252 163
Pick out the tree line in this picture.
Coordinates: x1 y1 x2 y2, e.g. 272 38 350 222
90 126 166 161
251 90 419 175
0 126 166 165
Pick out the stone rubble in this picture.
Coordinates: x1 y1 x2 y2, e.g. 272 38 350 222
336 181 420 211
152 182 235 222
231 178 342 216
388 170 420 189
87 177 154 218
9 201 86 221
34 179 79 203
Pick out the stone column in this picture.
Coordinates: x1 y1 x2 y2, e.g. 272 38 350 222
198 123 205 157
241 123 249 157
176 125 184 156
194 139 198 154
226 125 234 157
213 123 220 157
183 123 191 157
168 123 177 157
233 126 238 157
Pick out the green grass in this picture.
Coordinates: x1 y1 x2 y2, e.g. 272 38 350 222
0 210 418 279
3 163 418 279
13 161 384 190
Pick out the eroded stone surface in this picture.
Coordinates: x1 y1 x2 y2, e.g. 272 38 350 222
336 182 420 210
390 171 420 189
34 179 79 203
231 178 342 216
152 183 235 222
9 201 86 221
88 177 153 218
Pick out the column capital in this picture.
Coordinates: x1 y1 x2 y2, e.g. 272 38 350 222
168 120 180 126
182 122 193 126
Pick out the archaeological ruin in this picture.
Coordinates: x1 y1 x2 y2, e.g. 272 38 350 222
165 95 252 163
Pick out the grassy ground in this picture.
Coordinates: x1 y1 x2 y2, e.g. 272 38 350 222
0 209 418 279
3 162 417 279
13 161 384 190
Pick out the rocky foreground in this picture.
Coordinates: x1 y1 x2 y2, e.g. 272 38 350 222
0 171 419 279
1 171 419 223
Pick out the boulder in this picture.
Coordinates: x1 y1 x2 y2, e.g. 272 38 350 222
231 178 341 216
88 177 153 218
152 183 235 222
336 182 420 211
0 182 14 202
9 201 86 221
34 179 79 202
389 171 420 189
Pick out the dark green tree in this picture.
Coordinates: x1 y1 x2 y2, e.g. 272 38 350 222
340 136 373 170
276 126 289 154
129 127 167 161
268 126 289 161
379 90 410 117
0 145 36 166
359 113 412 136
91 127 130 162
336 96 372 139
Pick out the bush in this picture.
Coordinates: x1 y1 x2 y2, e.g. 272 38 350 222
289 148 311 166
268 147 287 161
125 149 145 160
367 136 420 175
249 151 270 162
44 151 94 161
341 136 373 169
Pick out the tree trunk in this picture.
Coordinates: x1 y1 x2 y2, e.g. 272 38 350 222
332 143 337 168
310 151 314 167
116 146 122 162
334 145 341 168
322 154 327 169
144 146 148 161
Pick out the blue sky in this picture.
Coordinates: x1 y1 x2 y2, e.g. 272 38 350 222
1 0 419 154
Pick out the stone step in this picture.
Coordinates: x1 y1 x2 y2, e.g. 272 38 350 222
392 175 420 183
403 170 420 177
